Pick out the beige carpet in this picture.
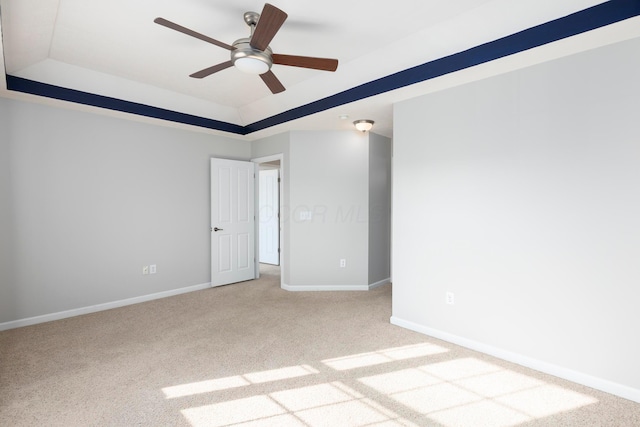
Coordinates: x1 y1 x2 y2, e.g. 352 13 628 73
1 264 639 426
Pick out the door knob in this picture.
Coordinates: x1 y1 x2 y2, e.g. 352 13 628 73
213 227 223 232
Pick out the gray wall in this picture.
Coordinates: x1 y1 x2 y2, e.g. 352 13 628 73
252 130 391 289
0 97 250 323
0 99 15 320
289 131 369 287
368 132 392 285
1 101 392 325
392 37 640 394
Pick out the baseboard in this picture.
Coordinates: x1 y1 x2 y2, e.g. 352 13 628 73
0 282 212 331
390 316 640 404
280 279 390 292
282 283 370 291
369 278 391 290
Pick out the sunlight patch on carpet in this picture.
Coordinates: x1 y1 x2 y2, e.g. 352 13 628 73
182 381 418 427
181 395 288 427
322 343 449 371
173 348 599 426
163 364 319 399
163 376 250 399
358 357 598 427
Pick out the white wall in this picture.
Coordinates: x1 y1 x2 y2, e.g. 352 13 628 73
392 36 640 399
0 97 250 325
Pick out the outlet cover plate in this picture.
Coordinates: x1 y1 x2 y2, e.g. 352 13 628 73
446 292 455 305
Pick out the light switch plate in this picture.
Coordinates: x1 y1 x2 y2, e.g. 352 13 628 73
299 211 312 220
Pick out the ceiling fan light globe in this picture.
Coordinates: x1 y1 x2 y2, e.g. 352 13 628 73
354 120 374 132
231 39 273 74
235 57 270 74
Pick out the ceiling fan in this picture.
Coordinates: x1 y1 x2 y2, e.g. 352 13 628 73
154 3 338 94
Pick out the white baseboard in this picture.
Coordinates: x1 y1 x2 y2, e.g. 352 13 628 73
390 316 640 404
280 278 391 292
281 279 391 292
369 278 391 290
282 283 369 291
0 282 212 331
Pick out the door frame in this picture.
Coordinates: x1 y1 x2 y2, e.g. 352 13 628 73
252 154 284 288
258 168 280 265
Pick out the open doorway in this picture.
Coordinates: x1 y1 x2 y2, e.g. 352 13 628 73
259 165 279 266
253 155 283 286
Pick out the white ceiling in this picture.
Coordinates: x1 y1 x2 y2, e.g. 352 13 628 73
1 0 638 141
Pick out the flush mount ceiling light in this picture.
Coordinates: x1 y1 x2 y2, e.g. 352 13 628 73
353 119 374 132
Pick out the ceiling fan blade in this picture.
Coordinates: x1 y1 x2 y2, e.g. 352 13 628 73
154 17 235 51
260 70 286 94
190 61 234 79
250 4 288 51
272 54 338 72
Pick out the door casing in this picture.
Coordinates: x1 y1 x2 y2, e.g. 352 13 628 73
252 154 284 286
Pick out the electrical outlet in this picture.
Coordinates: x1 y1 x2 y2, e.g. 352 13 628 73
142 266 149 275
149 264 157 274
446 292 455 305
340 259 346 268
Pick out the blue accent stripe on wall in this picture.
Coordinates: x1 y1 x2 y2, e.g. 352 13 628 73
5 0 640 136
244 0 640 133
5 76 247 135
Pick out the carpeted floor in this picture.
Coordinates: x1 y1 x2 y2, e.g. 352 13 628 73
1 264 639 426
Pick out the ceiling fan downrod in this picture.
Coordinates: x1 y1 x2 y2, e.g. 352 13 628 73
243 11 260 35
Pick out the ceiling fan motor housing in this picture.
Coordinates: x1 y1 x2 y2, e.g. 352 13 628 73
231 38 273 74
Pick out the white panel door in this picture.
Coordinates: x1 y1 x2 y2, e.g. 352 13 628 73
211 158 255 287
259 169 280 265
